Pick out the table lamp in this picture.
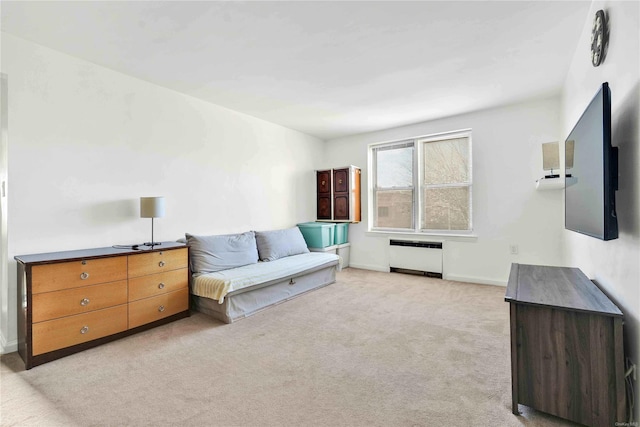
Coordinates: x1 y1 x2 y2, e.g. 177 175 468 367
140 196 165 246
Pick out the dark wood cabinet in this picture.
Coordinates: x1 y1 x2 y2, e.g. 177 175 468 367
316 166 361 223
505 263 626 427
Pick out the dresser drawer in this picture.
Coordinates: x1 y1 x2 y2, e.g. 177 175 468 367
128 268 187 302
32 257 128 294
128 288 189 329
32 280 128 323
32 305 128 356
128 248 188 278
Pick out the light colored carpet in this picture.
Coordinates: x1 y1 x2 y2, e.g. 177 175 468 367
1 268 577 426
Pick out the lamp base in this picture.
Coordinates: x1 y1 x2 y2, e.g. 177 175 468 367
143 242 162 247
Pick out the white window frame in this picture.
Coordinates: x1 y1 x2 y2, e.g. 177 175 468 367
369 140 417 232
368 129 473 236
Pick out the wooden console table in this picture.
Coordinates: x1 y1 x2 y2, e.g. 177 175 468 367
505 263 625 427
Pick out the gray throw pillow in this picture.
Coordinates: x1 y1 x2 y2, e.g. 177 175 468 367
186 231 258 275
255 227 310 262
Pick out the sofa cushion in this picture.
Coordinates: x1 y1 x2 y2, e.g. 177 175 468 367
255 227 310 262
186 231 259 275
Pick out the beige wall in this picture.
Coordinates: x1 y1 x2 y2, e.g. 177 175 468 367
561 1 640 366
324 96 565 286
0 33 325 352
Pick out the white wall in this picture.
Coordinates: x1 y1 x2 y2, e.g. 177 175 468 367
325 96 565 285
561 1 640 365
0 33 325 352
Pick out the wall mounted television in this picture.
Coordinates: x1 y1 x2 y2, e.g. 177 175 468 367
565 82 618 241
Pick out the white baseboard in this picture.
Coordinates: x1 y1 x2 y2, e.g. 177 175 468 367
0 332 17 354
347 263 389 273
444 274 507 287
343 264 507 287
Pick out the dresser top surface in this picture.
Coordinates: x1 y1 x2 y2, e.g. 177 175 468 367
505 263 623 317
15 241 187 265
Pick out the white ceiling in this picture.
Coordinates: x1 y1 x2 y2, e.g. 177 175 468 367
1 1 591 140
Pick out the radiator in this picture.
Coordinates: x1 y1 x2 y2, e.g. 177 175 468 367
389 240 443 278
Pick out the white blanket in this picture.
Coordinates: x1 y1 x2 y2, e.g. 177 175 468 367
192 252 340 303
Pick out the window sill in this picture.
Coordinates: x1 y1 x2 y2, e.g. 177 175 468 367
365 230 478 242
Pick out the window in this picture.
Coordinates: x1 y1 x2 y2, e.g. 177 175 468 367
371 141 415 229
369 131 472 234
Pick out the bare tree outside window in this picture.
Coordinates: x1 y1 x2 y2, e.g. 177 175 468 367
370 132 472 233
421 137 471 231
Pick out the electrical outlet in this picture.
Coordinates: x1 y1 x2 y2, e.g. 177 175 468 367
509 244 519 255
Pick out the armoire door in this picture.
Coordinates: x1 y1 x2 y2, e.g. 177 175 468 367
333 168 350 221
316 170 332 220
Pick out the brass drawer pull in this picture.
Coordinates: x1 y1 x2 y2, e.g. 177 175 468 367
80 272 89 280
80 326 89 334
80 298 90 306
158 261 165 267
158 283 165 289
158 305 165 313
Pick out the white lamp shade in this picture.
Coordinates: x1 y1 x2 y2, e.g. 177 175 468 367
140 197 165 218
542 142 560 171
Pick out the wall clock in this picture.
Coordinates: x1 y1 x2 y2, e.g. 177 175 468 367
591 9 608 67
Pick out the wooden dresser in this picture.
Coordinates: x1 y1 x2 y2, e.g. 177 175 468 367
505 263 626 427
16 242 189 369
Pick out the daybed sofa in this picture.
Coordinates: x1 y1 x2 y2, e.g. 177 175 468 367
186 228 340 323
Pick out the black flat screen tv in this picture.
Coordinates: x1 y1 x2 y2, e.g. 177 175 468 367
565 82 618 240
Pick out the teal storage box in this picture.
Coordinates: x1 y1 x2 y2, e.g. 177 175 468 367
296 222 335 248
333 223 349 245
